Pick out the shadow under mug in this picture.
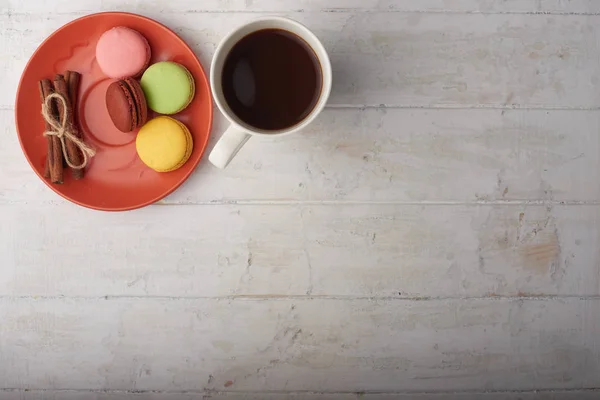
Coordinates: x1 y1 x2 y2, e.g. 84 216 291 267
208 17 333 169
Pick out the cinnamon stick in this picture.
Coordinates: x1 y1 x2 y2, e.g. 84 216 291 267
64 70 71 90
54 74 84 177
39 79 63 184
66 71 81 128
63 71 71 170
39 79 51 179
65 71 84 179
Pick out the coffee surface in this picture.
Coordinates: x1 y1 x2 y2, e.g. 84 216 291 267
222 29 322 131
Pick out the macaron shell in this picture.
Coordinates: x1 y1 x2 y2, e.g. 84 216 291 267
140 62 196 114
173 66 196 114
122 78 148 128
162 119 193 172
106 80 137 132
138 52 151 78
96 27 151 79
136 116 193 172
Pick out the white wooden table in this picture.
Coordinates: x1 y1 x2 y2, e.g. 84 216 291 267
1 1 599 399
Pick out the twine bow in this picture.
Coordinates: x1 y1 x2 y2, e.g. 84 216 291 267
42 93 96 170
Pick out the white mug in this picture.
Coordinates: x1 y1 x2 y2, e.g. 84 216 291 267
208 17 332 169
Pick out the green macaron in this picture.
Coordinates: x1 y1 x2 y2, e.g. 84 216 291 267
140 62 195 114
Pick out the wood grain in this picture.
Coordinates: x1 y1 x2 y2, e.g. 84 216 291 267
1 390 599 399
1 297 598 392
0 203 597 298
2 1 600 396
3 0 600 14
3 12 600 108
3 109 599 204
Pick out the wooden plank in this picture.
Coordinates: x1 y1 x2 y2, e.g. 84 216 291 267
363 393 600 400
304 204 600 297
172 108 600 203
4 109 599 205
1 390 599 400
2 12 599 108
3 0 600 14
3 2 599 396
0 393 345 400
0 392 354 400
0 204 597 297
0 298 598 392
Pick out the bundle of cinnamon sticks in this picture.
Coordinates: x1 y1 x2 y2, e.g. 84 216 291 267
39 71 84 184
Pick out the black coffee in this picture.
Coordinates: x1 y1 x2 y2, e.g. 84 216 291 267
222 29 323 131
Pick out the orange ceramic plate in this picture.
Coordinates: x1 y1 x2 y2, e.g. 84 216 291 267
15 12 213 211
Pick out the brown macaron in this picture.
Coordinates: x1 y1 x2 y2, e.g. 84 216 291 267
106 78 148 132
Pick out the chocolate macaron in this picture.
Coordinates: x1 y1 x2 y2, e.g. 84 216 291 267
106 78 148 132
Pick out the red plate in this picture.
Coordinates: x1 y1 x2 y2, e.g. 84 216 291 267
15 12 213 211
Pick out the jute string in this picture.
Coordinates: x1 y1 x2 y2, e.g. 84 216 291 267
42 93 96 170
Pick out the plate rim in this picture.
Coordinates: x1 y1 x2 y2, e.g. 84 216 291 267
14 11 214 212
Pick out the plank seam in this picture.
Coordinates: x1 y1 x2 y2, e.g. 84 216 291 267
1 200 599 207
154 200 600 206
4 105 600 112
1 295 600 301
326 104 600 111
4 10 600 16
0 387 599 395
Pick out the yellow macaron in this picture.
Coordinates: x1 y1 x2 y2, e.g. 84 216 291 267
136 116 193 172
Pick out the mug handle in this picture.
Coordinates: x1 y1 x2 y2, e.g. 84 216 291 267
208 125 251 169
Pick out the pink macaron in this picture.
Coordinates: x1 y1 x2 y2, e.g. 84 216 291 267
96 27 151 79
